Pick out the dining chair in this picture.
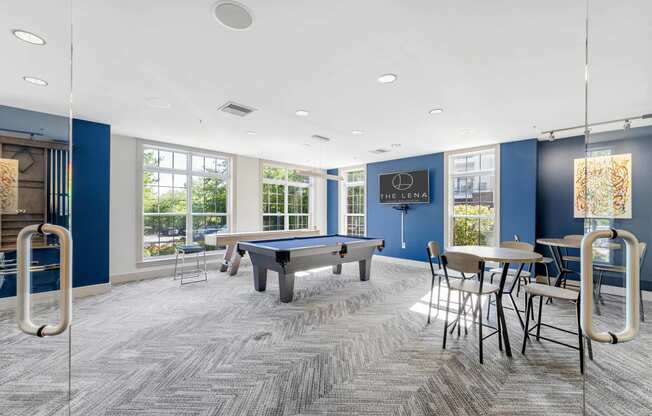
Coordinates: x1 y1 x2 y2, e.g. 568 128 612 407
521 282 594 373
441 252 506 364
512 234 553 284
593 241 647 321
426 241 467 324
487 241 535 328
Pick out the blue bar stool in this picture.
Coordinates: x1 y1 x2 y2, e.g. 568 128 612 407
174 244 207 285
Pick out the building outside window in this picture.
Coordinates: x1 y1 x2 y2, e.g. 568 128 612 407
261 165 311 231
142 145 230 258
340 167 366 236
446 147 498 246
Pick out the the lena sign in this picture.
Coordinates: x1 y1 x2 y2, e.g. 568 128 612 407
379 170 430 204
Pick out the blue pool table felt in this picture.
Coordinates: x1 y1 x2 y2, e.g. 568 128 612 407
247 235 372 250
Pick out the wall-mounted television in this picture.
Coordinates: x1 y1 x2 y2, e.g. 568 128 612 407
379 169 430 204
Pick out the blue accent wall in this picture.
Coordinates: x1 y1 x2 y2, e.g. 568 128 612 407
71 119 111 289
536 128 652 290
500 139 538 245
327 168 339 234
366 153 444 262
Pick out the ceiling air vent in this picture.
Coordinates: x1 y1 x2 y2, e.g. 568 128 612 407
370 148 390 154
311 134 331 143
218 101 256 117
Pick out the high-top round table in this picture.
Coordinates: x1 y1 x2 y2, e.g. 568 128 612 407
445 246 542 357
536 237 620 288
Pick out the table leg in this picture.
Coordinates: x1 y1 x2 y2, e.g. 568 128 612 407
228 253 243 276
497 262 512 357
278 271 295 303
253 266 267 292
332 264 342 274
359 257 372 281
220 244 235 272
550 245 565 287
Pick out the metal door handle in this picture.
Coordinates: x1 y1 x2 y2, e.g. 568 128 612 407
16 224 72 337
580 229 639 344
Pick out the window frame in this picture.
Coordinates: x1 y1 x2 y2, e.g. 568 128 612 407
260 162 314 231
444 145 500 248
138 140 234 262
339 165 367 236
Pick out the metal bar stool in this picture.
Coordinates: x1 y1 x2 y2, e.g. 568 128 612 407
521 282 594 373
174 244 208 285
441 252 506 364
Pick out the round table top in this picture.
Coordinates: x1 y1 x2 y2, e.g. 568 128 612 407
537 237 621 249
446 245 542 263
536 238 580 248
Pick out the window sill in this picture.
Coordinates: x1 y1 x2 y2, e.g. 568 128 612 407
137 250 225 268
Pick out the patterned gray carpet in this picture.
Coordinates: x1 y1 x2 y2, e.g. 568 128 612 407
0 257 651 416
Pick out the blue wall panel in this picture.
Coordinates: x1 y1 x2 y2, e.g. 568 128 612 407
500 139 538 245
71 119 111 289
366 153 444 262
326 168 339 234
536 128 652 290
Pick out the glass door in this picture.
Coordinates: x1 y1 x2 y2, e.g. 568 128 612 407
0 1 74 415
581 0 652 414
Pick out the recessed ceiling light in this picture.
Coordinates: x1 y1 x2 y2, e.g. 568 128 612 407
23 76 48 86
213 1 254 30
295 109 309 117
12 29 46 45
352 130 364 135
247 131 256 135
377 73 397 84
429 108 444 115
145 97 171 109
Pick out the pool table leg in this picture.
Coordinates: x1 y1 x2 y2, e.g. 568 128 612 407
220 244 235 272
278 271 295 303
253 266 267 292
359 257 372 281
332 264 342 274
228 253 243 276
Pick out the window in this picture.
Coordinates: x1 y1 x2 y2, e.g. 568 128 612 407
446 147 498 246
142 146 230 258
341 167 366 236
261 165 311 231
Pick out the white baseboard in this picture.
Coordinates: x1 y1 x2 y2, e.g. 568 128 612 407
0 283 110 310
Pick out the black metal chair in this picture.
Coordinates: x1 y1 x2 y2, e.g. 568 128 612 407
521 283 593 373
426 241 467 324
441 252 507 364
487 241 535 328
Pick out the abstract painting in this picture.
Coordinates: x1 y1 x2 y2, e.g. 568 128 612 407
0 158 19 214
574 153 632 218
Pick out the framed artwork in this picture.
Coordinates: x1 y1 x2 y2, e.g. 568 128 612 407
574 153 632 218
0 158 19 214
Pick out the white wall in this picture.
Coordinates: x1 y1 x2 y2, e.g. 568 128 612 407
109 134 328 281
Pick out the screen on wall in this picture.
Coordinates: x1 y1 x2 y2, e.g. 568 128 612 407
379 169 430 204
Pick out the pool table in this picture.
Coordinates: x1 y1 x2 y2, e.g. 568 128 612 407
237 235 385 303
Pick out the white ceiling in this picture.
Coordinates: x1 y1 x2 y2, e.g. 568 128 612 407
1 0 651 168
